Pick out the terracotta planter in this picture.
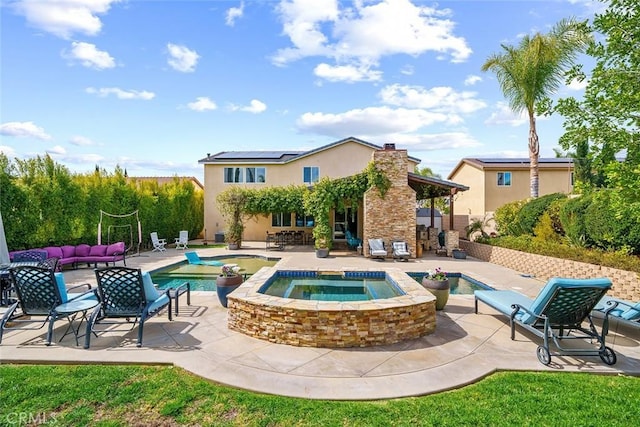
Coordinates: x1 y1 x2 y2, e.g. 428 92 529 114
421 278 450 310
216 274 243 307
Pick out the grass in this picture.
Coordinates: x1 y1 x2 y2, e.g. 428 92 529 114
0 365 638 426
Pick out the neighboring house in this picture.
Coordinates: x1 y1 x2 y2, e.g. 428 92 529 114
198 137 422 243
447 158 574 218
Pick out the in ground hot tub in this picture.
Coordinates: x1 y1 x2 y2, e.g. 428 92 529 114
227 268 436 348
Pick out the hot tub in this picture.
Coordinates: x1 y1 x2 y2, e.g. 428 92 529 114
227 267 436 348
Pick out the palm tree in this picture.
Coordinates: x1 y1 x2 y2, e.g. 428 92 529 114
482 18 591 198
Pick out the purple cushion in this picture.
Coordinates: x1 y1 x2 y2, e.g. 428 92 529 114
61 245 76 258
89 245 107 256
106 242 125 256
75 244 91 257
44 246 63 259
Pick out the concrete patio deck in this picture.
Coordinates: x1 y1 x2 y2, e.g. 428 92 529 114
1 242 638 400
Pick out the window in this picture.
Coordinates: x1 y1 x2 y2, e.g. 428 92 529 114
272 213 292 227
224 167 243 183
497 172 511 186
303 166 319 184
245 167 266 183
295 213 314 227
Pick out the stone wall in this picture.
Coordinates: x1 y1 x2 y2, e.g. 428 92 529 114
460 240 640 301
363 148 416 258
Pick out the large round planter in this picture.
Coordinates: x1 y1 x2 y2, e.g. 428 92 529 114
452 249 467 259
216 274 243 307
315 248 329 258
421 278 450 310
227 242 240 250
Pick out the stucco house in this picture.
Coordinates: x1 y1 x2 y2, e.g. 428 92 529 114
199 137 467 257
447 158 574 219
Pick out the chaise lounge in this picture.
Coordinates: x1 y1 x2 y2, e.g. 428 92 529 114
593 296 640 330
474 277 616 366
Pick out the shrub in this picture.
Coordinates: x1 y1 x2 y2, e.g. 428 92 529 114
513 193 566 236
493 199 527 236
584 190 640 254
559 193 593 247
533 211 562 243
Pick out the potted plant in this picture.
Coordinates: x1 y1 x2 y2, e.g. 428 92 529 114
452 248 467 259
215 264 243 307
313 223 333 258
421 267 450 310
216 187 248 250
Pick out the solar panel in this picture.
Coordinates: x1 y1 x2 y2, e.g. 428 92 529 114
213 151 304 160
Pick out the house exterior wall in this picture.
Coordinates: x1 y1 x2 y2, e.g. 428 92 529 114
450 163 574 217
203 139 419 242
363 149 416 258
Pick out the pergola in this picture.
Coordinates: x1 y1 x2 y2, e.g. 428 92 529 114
408 172 469 230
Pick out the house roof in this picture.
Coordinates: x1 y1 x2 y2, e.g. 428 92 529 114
408 172 469 199
416 208 442 218
198 136 421 164
447 157 574 179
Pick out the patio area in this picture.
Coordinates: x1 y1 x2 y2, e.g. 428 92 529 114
1 242 638 400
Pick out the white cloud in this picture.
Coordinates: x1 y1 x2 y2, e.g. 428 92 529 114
567 77 588 91
226 2 244 26
46 145 66 155
63 41 115 69
86 87 155 100
167 43 200 73
230 99 267 114
379 84 486 114
12 0 120 39
272 0 471 81
0 146 17 156
484 102 528 127
0 121 52 140
297 106 450 136
69 135 95 146
187 97 217 112
313 63 382 83
400 65 414 76
464 75 482 86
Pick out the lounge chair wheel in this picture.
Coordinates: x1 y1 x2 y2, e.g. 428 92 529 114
600 346 617 365
536 345 551 365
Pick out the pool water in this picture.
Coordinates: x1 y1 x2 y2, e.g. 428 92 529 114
259 272 404 301
152 255 279 291
407 272 493 294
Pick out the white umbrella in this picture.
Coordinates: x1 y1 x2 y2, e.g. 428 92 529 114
0 211 9 265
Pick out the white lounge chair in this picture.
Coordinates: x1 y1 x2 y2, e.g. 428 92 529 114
174 230 189 250
391 240 410 261
150 232 167 252
368 238 387 260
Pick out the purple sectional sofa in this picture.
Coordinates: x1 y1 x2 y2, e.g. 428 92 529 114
10 242 126 270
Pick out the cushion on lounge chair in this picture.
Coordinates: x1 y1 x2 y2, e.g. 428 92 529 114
594 296 640 321
368 239 387 256
141 271 161 301
392 241 410 256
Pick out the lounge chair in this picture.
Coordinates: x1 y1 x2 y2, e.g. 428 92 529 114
174 230 189 250
474 277 616 365
85 267 172 348
184 251 223 266
150 232 167 252
345 230 362 250
593 296 640 330
391 240 410 261
1 266 96 345
368 238 387 260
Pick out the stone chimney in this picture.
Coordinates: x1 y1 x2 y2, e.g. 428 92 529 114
363 147 416 258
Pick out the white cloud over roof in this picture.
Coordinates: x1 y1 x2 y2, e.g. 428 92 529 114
187 97 217 112
167 43 200 73
63 41 115 69
85 87 155 100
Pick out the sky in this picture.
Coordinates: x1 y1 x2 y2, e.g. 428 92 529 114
0 0 604 182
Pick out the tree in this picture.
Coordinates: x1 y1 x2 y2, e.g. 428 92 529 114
482 18 591 198
553 0 640 197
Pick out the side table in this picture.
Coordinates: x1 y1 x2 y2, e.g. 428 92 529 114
53 298 99 346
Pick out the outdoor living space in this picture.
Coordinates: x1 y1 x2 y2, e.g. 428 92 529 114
1 242 639 401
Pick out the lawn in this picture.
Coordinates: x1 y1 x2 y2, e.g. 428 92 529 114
0 365 638 426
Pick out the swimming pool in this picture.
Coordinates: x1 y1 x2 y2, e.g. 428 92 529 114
151 255 279 291
406 272 494 294
258 271 405 301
